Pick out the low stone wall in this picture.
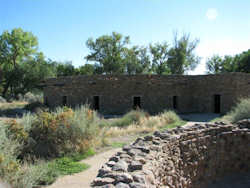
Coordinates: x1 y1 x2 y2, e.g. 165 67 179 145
92 120 250 188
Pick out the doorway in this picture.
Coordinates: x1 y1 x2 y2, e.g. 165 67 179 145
214 94 221 113
133 96 141 109
62 96 67 106
173 96 178 110
93 96 100 110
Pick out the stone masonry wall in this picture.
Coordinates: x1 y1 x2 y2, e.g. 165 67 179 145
92 120 250 188
43 73 250 114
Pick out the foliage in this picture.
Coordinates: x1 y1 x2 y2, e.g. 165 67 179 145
19 106 101 158
105 110 183 136
110 110 147 127
55 61 76 77
0 105 103 187
226 98 250 123
0 28 55 98
206 49 250 74
168 32 200 74
159 110 181 124
149 42 170 74
124 46 151 74
86 32 130 74
69 148 96 162
48 157 89 176
111 142 127 148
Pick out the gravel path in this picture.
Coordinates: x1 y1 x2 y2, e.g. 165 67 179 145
46 148 121 188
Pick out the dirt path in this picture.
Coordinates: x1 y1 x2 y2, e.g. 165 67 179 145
46 148 121 188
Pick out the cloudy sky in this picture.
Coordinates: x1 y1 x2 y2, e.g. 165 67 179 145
1 0 250 74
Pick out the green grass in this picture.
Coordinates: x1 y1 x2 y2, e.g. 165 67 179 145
45 148 95 178
49 157 89 176
69 148 96 162
110 142 127 148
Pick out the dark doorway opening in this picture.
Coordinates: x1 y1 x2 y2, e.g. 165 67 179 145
62 96 67 106
214 94 221 113
173 96 178 110
44 97 48 106
93 96 100 110
133 96 141 109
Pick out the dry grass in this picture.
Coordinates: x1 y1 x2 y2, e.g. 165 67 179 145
105 110 181 137
0 101 28 109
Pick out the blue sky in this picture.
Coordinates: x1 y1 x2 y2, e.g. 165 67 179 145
1 0 250 74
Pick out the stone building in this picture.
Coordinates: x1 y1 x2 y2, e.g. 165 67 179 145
42 73 250 115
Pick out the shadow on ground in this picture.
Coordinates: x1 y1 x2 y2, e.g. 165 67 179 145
179 113 221 122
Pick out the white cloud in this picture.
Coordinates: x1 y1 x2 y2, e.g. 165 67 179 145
206 8 218 21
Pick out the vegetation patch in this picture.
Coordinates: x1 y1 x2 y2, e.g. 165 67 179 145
215 98 250 123
48 157 89 176
110 142 127 148
0 104 184 187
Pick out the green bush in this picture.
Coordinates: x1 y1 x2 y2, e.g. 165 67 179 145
18 106 103 158
0 105 103 187
0 121 54 188
226 98 250 123
110 110 147 127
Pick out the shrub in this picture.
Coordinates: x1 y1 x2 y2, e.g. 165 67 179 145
23 92 43 103
226 98 250 123
159 110 181 124
10 161 58 188
15 105 103 158
110 110 147 127
0 123 22 183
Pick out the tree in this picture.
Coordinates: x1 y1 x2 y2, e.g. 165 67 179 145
124 46 151 75
85 32 130 74
168 32 200 74
149 42 170 74
206 50 250 74
0 28 38 97
77 64 95 75
236 50 250 73
206 55 224 74
56 61 76 77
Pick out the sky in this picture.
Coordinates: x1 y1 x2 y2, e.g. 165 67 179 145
1 0 250 75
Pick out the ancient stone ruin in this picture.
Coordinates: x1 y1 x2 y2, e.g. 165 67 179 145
92 120 250 188
43 73 250 115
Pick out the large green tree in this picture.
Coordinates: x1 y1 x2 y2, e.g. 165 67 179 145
85 32 130 74
206 50 250 74
0 28 55 98
149 42 170 74
124 46 151 75
168 33 200 74
0 28 39 97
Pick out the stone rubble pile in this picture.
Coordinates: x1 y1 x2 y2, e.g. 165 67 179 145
92 120 250 188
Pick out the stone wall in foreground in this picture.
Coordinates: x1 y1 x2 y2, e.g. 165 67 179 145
92 120 250 188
